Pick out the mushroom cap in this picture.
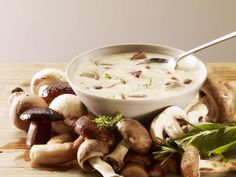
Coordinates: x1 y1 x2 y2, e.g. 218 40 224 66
116 118 152 153
49 94 87 133
30 68 66 95
121 163 148 177
75 115 111 141
77 139 109 171
181 144 200 177
38 82 75 104
20 108 63 122
201 76 236 123
9 93 48 131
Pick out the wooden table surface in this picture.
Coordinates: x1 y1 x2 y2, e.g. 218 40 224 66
1 63 236 177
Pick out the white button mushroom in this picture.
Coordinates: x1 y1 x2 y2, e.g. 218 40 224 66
30 136 84 165
49 94 87 133
30 68 66 95
9 92 48 131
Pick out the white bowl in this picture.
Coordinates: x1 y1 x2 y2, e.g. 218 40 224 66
65 44 207 119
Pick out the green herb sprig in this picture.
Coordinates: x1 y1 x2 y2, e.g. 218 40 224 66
93 112 122 128
153 120 236 162
143 78 152 88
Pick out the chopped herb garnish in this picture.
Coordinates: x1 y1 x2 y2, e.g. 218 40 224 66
104 73 112 79
93 112 123 128
143 78 152 88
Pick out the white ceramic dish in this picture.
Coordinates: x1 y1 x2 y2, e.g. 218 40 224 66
65 44 207 118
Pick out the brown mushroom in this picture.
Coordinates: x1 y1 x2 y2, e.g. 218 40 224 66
77 139 122 177
38 82 75 104
181 144 236 177
9 93 48 131
121 152 152 177
187 76 236 123
104 118 152 171
49 94 87 133
20 108 63 147
75 115 111 142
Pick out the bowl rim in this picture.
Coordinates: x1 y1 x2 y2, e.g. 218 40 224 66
65 43 207 103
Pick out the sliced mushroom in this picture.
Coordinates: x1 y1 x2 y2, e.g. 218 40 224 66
30 68 66 95
49 94 87 133
20 108 63 147
187 76 236 123
9 93 48 131
77 139 121 177
80 71 99 80
104 118 152 171
129 71 142 78
130 51 147 60
38 82 75 104
150 106 188 144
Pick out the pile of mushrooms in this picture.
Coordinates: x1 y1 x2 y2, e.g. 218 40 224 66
9 67 236 177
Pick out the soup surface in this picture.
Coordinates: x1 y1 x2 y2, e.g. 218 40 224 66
73 52 201 99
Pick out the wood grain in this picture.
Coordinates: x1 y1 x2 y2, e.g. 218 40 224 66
0 63 236 177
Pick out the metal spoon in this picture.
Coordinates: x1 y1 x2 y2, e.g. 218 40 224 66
138 31 236 69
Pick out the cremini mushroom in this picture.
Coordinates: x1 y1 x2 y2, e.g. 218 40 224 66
9 92 48 131
77 139 122 177
49 94 87 133
75 115 111 142
20 107 63 147
187 76 236 124
150 106 188 144
181 144 236 177
104 118 152 171
30 135 84 165
30 68 66 95
121 152 152 177
38 82 75 104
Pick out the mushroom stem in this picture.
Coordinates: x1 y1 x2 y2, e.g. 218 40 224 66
88 156 122 177
27 121 51 147
199 159 236 173
104 139 129 171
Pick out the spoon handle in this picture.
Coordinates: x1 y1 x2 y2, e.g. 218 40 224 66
177 31 236 61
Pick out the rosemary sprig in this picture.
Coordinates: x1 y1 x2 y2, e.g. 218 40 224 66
93 112 122 128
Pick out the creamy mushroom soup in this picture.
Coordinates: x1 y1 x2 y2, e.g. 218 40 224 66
73 52 201 99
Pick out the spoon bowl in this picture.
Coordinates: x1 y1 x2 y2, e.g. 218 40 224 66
138 31 236 70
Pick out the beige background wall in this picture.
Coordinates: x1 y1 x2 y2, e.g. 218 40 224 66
0 0 235 63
